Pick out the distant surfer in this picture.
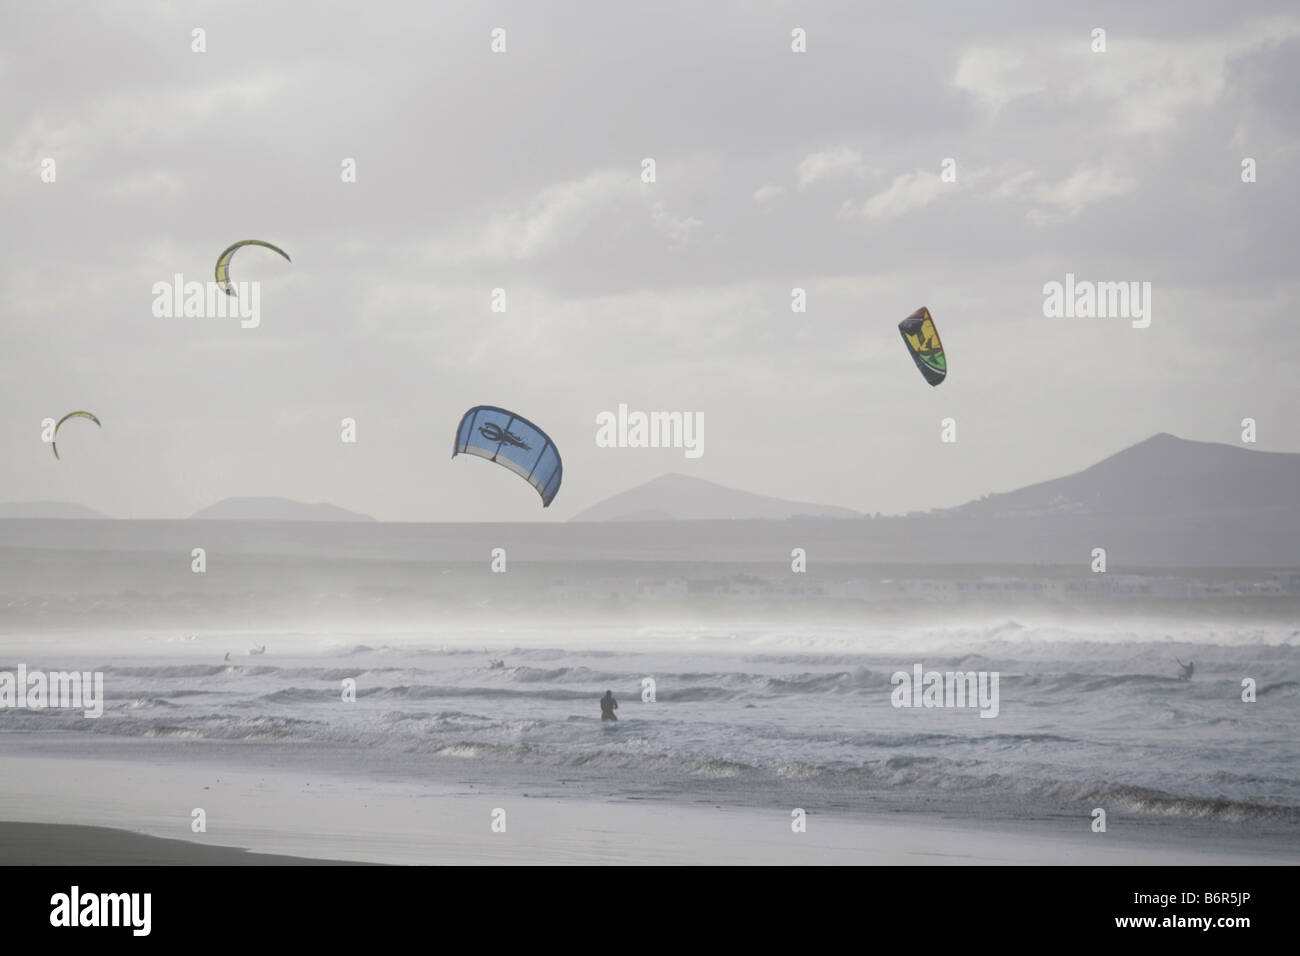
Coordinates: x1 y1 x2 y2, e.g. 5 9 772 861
223 652 230 662
250 644 266 656
1176 659 1194 681
600 690 618 722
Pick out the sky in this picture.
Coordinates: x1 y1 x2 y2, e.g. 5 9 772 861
3 1 1298 521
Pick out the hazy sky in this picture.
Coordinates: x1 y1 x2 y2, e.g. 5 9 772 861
3 1 1298 521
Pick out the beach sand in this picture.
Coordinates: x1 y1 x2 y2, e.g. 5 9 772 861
0 822 363 865
2 743 1293 865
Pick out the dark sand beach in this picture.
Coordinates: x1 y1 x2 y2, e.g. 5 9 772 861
0 822 369 866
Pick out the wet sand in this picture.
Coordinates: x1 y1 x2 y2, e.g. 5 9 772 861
0 821 369 865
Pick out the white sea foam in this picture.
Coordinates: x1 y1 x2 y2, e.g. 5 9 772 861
2 624 1298 827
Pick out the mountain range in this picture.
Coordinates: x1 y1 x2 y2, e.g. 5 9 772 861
2 435 1297 552
188 497 375 522
569 473 859 521
951 433 1298 519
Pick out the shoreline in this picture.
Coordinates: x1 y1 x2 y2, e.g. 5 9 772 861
2 738 1296 866
0 822 368 865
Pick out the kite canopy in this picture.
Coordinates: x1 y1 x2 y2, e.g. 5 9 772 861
214 239 291 296
898 306 947 387
53 410 101 460
453 406 562 507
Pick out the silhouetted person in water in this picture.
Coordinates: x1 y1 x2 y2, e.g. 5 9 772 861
1176 659 1194 681
600 690 618 721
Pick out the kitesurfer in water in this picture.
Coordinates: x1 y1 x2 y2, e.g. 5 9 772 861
600 690 618 721
1176 659 1194 681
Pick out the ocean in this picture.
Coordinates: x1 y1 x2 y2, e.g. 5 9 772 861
4 620 1298 851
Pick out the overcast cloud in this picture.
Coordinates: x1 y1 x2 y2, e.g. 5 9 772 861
3 1 1297 521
